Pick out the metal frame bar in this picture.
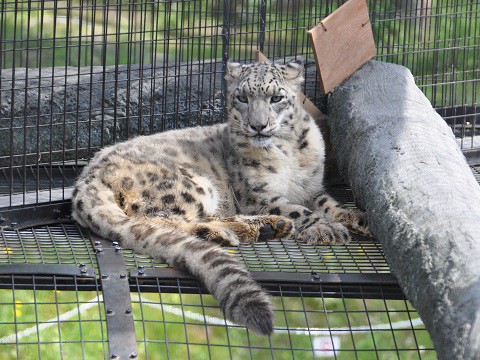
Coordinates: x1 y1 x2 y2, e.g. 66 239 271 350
0 201 72 229
90 233 138 360
464 148 480 165
0 263 95 277
130 267 404 300
130 267 396 284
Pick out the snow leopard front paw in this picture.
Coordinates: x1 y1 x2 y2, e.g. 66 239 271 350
331 208 371 237
297 219 350 245
199 215 293 244
194 224 241 246
256 215 295 241
224 215 294 242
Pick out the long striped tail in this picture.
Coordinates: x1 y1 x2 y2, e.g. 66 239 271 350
72 188 274 335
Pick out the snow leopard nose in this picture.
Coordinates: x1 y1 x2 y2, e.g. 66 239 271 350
250 123 267 133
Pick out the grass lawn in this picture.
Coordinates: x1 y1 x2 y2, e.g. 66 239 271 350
0 288 436 359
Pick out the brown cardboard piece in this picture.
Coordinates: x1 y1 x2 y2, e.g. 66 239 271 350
308 0 376 94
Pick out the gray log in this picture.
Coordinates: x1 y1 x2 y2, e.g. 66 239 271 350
328 60 480 359
0 57 324 167
0 61 224 167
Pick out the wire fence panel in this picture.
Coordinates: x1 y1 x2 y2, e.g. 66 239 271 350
0 0 478 208
130 282 436 360
0 278 108 360
0 1 479 358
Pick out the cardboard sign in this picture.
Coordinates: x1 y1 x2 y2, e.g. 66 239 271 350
308 0 376 93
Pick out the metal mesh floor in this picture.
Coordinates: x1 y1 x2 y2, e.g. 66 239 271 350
124 233 389 275
1 165 478 358
0 178 389 275
1 223 386 277
0 223 96 267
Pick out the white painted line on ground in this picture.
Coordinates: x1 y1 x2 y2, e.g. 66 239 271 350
0 293 425 344
132 294 425 335
0 295 102 344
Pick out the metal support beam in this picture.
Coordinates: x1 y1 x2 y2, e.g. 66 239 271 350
91 234 138 360
129 267 404 300
0 263 95 277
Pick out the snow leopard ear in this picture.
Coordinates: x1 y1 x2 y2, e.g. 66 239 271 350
282 59 305 85
225 61 243 80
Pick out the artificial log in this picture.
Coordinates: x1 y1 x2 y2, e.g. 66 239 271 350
328 60 480 359
0 57 325 167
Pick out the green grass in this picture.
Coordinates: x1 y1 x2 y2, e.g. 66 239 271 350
0 0 224 67
0 289 108 359
0 289 437 359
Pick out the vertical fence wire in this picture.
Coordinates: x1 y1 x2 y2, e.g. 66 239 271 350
0 0 478 205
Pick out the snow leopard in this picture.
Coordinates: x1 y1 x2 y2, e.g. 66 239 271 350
72 59 369 336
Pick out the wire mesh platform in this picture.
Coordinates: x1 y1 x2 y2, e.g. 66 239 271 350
0 165 479 359
0 216 428 359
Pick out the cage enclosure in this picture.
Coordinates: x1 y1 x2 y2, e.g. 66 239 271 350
0 0 479 359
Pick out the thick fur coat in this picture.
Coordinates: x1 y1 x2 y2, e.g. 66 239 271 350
72 60 367 335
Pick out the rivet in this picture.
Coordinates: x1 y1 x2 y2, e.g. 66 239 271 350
138 265 144 270
80 263 86 267
96 248 103 254
120 274 127 279
112 241 119 246
130 352 138 358
138 270 145 276
106 309 114 315
125 308 132 314
94 241 101 246
101 274 109 279
110 354 118 359
115 246 122 252
10 222 17 227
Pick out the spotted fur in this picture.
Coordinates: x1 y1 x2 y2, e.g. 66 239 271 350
72 60 368 336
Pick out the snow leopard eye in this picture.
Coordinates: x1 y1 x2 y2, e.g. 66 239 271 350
236 95 248 103
270 96 283 103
